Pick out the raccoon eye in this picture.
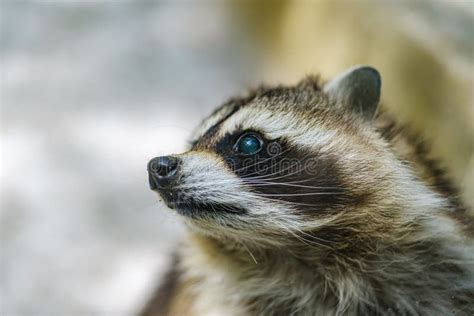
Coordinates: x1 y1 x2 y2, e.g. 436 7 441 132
235 133 263 155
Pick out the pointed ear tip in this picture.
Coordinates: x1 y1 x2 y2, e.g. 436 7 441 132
331 65 381 88
354 65 381 87
355 65 379 73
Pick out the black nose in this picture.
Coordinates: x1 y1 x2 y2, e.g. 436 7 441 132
147 156 180 190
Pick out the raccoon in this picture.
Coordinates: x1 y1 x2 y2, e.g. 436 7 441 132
142 66 474 316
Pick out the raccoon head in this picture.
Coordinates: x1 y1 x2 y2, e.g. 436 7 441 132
147 66 418 245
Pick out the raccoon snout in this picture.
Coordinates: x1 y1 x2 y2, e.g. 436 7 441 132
147 156 180 190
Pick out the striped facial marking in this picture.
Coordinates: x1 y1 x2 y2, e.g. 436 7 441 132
187 100 362 219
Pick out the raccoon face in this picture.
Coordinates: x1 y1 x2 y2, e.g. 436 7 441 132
148 66 385 241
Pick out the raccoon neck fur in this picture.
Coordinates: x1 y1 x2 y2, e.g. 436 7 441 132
181 199 472 315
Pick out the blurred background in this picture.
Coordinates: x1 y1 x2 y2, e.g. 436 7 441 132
1 0 473 315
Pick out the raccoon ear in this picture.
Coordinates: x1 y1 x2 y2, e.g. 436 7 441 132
323 66 381 121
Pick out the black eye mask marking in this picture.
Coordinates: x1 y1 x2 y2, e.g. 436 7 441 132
212 135 361 216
